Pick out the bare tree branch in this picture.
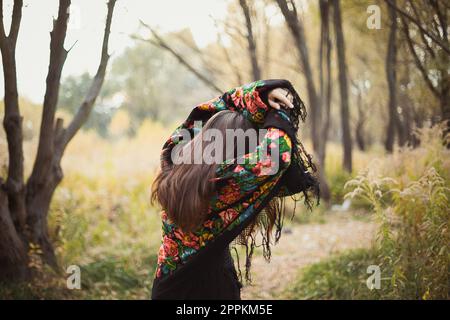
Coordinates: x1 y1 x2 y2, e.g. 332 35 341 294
212 18 243 85
318 0 332 164
0 0 5 40
239 0 261 80
407 0 435 58
218 19 247 39
400 15 440 97
171 31 225 78
137 20 223 94
28 0 70 186
0 0 22 42
385 0 450 54
261 0 272 78
275 0 320 149
429 0 447 39
62 0 117 148
9 0 22 44
0 0 26 230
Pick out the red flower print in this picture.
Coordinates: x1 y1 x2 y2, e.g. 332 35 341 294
163 236 179 257
253 90 267 109
174 229 200 250
218 180 241 204
260 162 277 176
282 151 291 163
269 142 277 150
231 87 244 108
157 245 166 264
261 158 272 167
173 229 185 240
244 92 258 114
198 97 219 111
266 129 281 140
219 208 239 225
199 232 214 247
251 162 262 175
203 220 214 229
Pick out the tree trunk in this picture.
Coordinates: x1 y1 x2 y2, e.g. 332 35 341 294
332 0 352 172
25 0 70 268
355 86 366 151
440 51 449 145
0 0 116 282
0 187 28 281
275 0 331 202
0 0 29 282
239 0 261 81
316 0 332 202
25 161 64 269
275 0 321 152
385 0 398 153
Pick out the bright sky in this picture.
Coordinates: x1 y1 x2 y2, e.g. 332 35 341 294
0 0 230 103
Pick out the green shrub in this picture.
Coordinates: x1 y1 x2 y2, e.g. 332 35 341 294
344 125 449 299
286 125 449 300
328 170 353 204
79 253 157 299
283 248 394 300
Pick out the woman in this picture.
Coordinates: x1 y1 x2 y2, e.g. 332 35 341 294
151 79 319 300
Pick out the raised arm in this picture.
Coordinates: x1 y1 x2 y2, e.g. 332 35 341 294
197 80 294 125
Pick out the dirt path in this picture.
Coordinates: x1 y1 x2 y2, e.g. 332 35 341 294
241 212 376 299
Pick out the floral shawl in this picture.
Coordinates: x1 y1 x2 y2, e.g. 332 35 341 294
154 79 319 284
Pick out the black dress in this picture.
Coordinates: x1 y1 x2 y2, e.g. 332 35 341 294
152 246 242 300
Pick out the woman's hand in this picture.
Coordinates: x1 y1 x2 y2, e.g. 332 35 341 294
267 88 294 110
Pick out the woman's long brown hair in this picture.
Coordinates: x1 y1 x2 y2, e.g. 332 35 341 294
151 110 271 232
